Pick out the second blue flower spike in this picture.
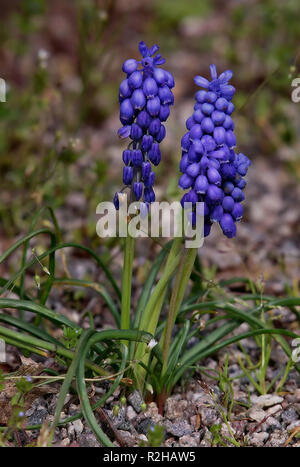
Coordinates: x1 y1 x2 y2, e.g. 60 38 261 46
179 65 251 238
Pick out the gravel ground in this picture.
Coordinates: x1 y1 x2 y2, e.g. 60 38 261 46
18 356 299 448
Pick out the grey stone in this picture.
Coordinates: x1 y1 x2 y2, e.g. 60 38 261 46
126 406 137 421
248 432 269 447
220 422 236 439
136 418 155 435
77 429 100 447
118 430 137 447
110 408 131 431
72 419 84 435
128 390 143 413
144 402 163 423
265 430 288 447
248 407 266 422
27 408 48 426
266 404 282 416
165 398 188 421
281 407 298 425
164 437 175 447
287 420 300 431
261 416 282 432
227 364 242 379
199 407 220 427
164 420 193 437
199 427 213 446
178 433 200 447
251 394 283 408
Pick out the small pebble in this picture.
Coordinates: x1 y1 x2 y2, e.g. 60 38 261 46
128 390 143 413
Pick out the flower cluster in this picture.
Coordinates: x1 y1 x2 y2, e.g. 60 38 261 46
178 65 251 238
114 41 174 211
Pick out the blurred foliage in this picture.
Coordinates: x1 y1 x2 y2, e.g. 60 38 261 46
153 0 211 30
0 0 299 238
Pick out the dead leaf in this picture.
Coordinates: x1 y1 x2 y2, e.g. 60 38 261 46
195 413 201 431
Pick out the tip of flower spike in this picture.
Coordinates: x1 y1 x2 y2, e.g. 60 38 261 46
149 45 159 56
138 41 165 67
139 41 160 58
210 64 217 80
139 41 149 57
194 65 234 98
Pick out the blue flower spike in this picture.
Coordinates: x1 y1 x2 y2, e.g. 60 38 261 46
179 65 251 238
114 41 174 209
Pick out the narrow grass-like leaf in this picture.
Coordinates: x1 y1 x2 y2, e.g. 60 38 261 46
266 297 300 321
22 342 128 431
164 320 190 390
0 313 62 346
50 329 95 443
0 324 107 375
0 229 54 264
77 329 162 446
76 333 123 446
0 298 79 329
19 206 62 303
174 328 300 385
1 241 120 302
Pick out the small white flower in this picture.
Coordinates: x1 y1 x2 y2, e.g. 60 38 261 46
38 49 49 61
147 338 157 351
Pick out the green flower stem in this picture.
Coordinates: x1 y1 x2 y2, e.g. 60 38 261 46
133 238 183 391
121 235 135 334
161 247 198 376
161 248 187 374
145 237 183 336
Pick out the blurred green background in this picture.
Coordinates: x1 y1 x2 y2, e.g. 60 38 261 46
0 0 299 289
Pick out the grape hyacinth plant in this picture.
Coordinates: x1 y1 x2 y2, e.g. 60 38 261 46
179 65 251 238
1 37 300 448
114 41 174 210
120 64 253 394
115 41 175 336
